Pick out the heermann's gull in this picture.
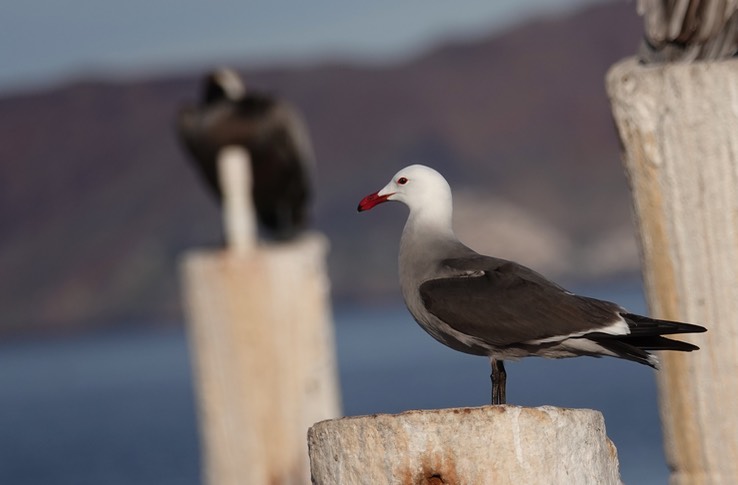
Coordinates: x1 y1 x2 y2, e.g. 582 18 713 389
358 164 707 404
177 68 314 240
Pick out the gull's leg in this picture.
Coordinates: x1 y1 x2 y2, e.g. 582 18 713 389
490 358 507 405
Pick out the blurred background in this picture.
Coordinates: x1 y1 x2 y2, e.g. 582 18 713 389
0 0 666 483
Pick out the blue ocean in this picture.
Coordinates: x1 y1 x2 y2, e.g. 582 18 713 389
0 281 669 484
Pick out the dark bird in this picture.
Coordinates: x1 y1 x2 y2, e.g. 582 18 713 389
177 68 314 240
358 164 707 405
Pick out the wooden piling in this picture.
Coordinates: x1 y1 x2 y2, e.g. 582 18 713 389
607 58 738 484
181 146 341 485
308 405 621 485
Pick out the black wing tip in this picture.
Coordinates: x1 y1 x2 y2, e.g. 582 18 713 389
589 332 701 366
621 312 708 334
635 335 701 352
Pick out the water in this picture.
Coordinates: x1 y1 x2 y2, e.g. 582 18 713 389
0 281 669 484
0 328 201 485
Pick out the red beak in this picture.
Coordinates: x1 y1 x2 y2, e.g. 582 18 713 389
357 191 392 212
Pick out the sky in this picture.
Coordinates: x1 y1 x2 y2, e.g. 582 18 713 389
0 0 608 94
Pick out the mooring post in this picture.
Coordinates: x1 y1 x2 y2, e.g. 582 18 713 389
308 405 621 485
607 58 738 485
181 145 341 485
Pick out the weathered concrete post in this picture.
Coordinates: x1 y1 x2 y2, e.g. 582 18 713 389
607 58 738 484
181 146 341 485
308 405 621 485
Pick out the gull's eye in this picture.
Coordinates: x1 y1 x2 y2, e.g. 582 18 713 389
397 177 408 185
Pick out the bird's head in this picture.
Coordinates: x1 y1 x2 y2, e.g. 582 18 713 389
357 164 452 214
202 68 246 104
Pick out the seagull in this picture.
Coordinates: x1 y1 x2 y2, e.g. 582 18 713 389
177 68 314 240
357 164 707 404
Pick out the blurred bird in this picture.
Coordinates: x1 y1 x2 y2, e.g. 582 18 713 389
177 68 314 240
358 164 707 404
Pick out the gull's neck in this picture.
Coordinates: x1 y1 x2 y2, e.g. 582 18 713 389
398 199 462 292
404 204 455 240
400 196 460 264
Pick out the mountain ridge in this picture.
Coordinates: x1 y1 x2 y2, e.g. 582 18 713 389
0 1 644 334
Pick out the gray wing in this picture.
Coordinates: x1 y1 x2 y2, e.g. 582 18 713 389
418 256 624 347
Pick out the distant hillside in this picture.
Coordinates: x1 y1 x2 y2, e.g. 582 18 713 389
0 1 643 334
